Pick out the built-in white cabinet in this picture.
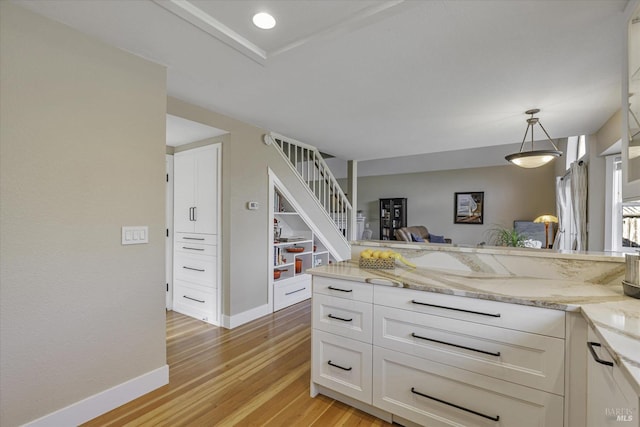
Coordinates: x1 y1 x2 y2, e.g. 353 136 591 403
172 144 220 325
586 326 639 426
272 187 332 311
174 145 218 234
311 276 567 426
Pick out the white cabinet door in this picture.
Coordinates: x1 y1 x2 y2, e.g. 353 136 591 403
587 327 639 427
312 330 373 404
194 145 218 234
173 145 218 234
173 151 196 233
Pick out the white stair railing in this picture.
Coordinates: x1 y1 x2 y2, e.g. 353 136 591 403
266 132 352 241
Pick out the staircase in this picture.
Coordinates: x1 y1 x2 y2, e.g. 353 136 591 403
266 132 352 261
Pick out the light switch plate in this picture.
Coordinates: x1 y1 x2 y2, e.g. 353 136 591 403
122 226 149 245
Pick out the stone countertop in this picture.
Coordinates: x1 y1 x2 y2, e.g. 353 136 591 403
309 261 640 394
350 239 628 263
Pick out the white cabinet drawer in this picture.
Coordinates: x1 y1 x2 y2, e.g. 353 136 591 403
274 275 311 311
312 330 372 405
175 232 216 245
173 281 216 323
313 294 373 343
175 241 216 256
374 285 565 338
586 327 639 427
174 252 216 287
373 347 564 427
313 276 373 303
374 305 565 394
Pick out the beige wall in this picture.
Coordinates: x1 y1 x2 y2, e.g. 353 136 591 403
0 3 167 425
167 98 287 318
354 164 556 245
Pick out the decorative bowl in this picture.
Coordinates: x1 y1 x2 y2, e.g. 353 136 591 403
286 247 304 253
622 280 640 299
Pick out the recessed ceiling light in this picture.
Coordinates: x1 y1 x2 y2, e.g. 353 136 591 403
252 12 276 30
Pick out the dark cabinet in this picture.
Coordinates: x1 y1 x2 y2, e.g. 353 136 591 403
379 198 407 240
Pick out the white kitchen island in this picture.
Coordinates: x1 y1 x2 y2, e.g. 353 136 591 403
309 242 639 427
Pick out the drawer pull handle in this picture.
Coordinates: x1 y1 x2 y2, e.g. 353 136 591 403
183 237 205 241
182 246 205 251
183 295 205 303
327 286 353 293
587 342 614 366
327 360 352 371
285 287 306 296
328 314 353 322
410 387 500 422
411 300 501 318
411 333 500 357
183 266 205 272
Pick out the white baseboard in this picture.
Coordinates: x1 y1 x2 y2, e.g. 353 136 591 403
24 365 169 427
222 303 271 329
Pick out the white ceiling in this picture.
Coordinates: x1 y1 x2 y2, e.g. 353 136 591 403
166 114 227 146
17 0 629 162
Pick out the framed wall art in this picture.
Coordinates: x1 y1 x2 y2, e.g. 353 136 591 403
454 192 484 224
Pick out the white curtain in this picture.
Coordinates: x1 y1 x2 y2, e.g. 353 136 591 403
570 161 588 250
553 161 588 251
553 176 569 249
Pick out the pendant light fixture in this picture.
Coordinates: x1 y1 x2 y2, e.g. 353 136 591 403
506 109 562 168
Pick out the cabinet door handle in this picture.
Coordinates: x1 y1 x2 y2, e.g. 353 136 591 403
411 300 501 318
183 237 205 241
183 295 205 303
183 266 205 272
327 286 353 293
182 246 205 251
327 360 352 371
587 342 614 366
192 206 197 221
189 207 194 221
285 287 305 296
328 313 353 322
410 387 500 422
411 333 500 357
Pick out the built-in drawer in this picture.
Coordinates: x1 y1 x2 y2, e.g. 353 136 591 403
312 330 372 405
313 293 373 343
373 347 564 427
374 305 565 394
313 276 373 303
175 241 216 256
173 280 216 323
175 232 216 246
274 275 311 311
174 252 216 287
374 285 565 338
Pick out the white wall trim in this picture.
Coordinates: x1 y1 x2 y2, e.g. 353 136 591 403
23 365 169 427
222 303 271 329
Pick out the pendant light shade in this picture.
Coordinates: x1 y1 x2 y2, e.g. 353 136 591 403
506 109 562 168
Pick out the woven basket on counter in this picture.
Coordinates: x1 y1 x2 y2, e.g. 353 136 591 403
359 257 395 270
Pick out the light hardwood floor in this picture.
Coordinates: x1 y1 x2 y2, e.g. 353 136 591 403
83 300 395 426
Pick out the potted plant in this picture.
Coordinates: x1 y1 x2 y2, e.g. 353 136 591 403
488 226 528 247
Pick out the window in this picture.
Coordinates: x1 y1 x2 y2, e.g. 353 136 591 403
565 135 586 170
605 155 639 251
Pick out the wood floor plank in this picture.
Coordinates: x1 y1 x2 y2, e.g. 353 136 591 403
82 300 394 427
